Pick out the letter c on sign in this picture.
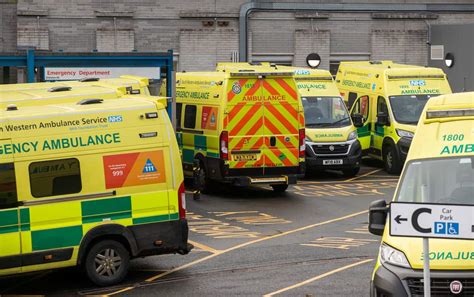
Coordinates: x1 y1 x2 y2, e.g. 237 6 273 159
412 208 432 233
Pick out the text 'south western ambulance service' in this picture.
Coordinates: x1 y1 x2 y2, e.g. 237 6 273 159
0 98 191 286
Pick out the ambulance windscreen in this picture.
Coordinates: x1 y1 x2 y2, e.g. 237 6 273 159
389 94 438 125
302 96 350 128
397 157 474 206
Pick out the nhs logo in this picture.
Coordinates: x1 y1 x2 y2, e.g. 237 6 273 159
434 222 459 235
409 80 426 87
108 115 123 123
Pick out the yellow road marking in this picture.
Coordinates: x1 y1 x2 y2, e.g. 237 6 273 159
298 178 397 185
262 258 374 297
108 287 134 296
188 240 222 254
107 210 368 295
345 168 382 182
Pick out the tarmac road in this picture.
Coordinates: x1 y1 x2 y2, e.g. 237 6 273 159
0 160 398 296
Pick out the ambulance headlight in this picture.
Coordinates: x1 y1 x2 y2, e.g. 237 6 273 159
380 244 411 268
347 131 357 141
396 129 414 138
305 136 312 143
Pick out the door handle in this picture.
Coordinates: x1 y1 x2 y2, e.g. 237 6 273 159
270 136 276 146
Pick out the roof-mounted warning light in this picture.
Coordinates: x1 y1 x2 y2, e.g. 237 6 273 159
426 108 474 119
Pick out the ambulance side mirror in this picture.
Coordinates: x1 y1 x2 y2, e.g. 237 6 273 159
377 112 390 126
351 113 364 128
368 199 388 236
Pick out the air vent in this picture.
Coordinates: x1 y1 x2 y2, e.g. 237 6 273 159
48 86 72 92
79 77 100 82
6 104 18 111
430 45 444 60
77 99 103 105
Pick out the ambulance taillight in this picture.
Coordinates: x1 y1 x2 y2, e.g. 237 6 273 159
220 131 229 160
178 181 186 219
299 128 305 158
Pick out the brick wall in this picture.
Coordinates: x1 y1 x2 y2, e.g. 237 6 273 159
4 0 474 72
294 29 330 69
179 29 238 71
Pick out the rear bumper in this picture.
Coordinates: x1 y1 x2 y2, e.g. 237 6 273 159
225 174 298 187
129 218 193 257
305 139 362 170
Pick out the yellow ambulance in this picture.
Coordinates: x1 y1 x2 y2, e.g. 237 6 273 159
176 63 305 192
274 66 363 176
0 80 167 109
336 61 452 174
0 98 191 286
368 92 473 296
0 75 151 96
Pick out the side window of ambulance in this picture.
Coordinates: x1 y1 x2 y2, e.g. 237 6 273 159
184 105 197 129
348 92 358 109
29 158 82 198
377 96 388 115
0 163 18 209
176 103 183 130
351 95 370 122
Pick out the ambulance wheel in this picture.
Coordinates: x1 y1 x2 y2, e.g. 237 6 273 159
85 240 130 286
342 166 360 177
197 164 211 194
383 145 402 175
271 184 288 193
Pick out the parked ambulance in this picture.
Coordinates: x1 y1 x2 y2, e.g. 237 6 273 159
273 65 362 176
368 92 473 296
0 80 167 109
0 75 151 95
0 98 191 286
176 63 305 192
336 61 452 174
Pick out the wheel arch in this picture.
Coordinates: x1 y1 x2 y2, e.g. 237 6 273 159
77 224 138 266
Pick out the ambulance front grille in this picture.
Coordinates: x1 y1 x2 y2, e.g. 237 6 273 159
406 278 474 296
312 144 349 155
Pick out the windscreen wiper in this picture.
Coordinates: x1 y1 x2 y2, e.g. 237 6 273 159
319 117 350 127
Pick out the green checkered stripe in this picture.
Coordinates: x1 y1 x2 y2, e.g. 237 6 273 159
0 196 178 252
180 133 219 165
356 125 371 137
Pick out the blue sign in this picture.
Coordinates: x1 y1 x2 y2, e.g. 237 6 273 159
143 159 157 173
434 221 459 235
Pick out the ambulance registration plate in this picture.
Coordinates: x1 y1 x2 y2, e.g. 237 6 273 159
233 154 258 161
323 159 343 165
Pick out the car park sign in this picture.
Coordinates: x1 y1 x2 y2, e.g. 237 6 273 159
390 202 473 240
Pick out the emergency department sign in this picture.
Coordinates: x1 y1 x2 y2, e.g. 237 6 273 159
390 202 474 240
44 67 161 81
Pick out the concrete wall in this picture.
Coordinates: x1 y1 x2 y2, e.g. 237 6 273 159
429 24 473 92
2 0 474 75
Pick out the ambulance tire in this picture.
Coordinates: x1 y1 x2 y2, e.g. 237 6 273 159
271 184 288 193
84 240 130 286
383 144 402 175
342 166 360 177
198 164 212 194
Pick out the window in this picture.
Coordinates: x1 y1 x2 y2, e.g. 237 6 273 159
348 92 358 109
176 103 183 129
0 163 18 209
351 95 370 122
29 158 82 198
184 105 197 129
377 96 388 114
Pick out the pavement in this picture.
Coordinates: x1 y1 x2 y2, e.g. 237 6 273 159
0 160 398 296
